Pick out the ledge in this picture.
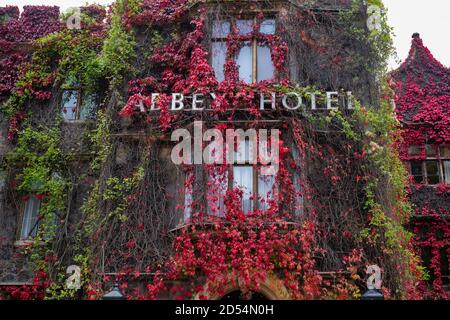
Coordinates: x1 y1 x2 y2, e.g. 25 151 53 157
0 282 33 286
14 240 34 247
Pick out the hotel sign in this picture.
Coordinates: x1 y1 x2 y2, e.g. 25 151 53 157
133 91 354 113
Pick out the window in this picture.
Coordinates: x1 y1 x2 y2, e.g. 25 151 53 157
409 144 450 185
0 13 13 24
232 137 277 213
0 169 6 192
408 145 421 156
232 166 277 214
207 169 228 217
182 134 278 221
183 172 194 221
211 20 230 82
257 170 276 212
61 89 97 121
425 161 440 184
421 246 450 290
20 195 41 240
410 162 424 183
233 166 254 213
211 18 276 83
291 143 304 216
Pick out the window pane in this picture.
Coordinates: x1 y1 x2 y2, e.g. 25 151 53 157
207 169 228 217
21 195 40 239
0 169 6 191
426 145 437 157
440 145 450 158
443 161 450 183
212 41 227 82
80 94 97 120
411 162 423 183
292 144 304 216
236 20 253 35
233 166 253 214
257 45 274 82
212 20 230 38
408 145 421 156
237 42 253 83
426 161 440 184
258 173 276 212
184 173 193 221
235 138 256 163
0 13 12 24
260 19 275 35
61 90 79 121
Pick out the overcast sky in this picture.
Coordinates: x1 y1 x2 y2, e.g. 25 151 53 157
4 0 450 69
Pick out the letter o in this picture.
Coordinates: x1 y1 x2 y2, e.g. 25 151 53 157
282 93 302 110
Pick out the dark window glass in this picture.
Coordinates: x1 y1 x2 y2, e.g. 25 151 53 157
440 145 450 157
408 145 421 156
426 161 440 184
411 162 423 183
426 145 437 157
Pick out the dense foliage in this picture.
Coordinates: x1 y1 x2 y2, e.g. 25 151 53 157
0 0 444 300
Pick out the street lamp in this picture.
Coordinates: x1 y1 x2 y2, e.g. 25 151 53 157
362 289 384 300
103 281 125 300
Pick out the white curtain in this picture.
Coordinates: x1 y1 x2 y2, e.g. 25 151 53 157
444 161 450 183
21 195 40 239
235 138 255 163
184 173 193 222
257 45 274 82
258 173 276 212
233 166 253 213
237 42 253 84
212 42 227 82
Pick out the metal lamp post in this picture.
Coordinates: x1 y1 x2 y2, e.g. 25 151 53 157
102 281 125 300
362 289 384 300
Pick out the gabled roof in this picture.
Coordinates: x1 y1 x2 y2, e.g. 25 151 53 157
392 33 450 85
392 34 450 139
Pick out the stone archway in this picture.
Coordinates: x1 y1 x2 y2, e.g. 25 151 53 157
195 273 291 300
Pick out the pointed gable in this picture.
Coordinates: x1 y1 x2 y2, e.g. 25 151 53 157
391 34 450 144
393 33 450 93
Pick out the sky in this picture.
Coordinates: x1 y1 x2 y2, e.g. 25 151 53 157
384 0 450 69
3 0 450 70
